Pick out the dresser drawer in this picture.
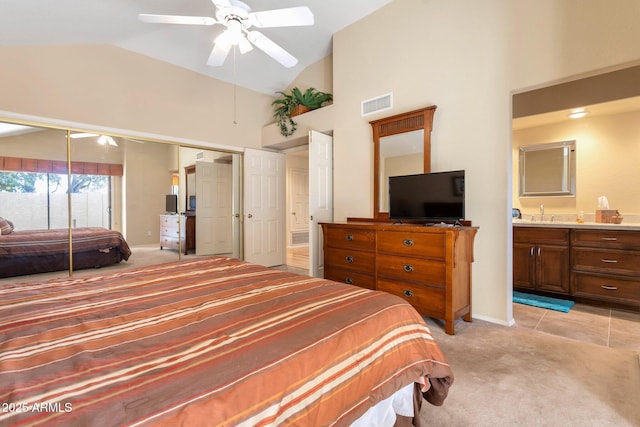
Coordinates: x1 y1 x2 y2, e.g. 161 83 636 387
325 248 375 273
160 215 180 225
377 278 445 316
571 229 640 250
160 225 181 237
325 267 376 290
572 248 640 276
572 272 640 305
377 254 445 286
160 236 181 250
325 227 376 251
377 231 445 259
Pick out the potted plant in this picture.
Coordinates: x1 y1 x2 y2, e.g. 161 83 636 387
272 87 333 137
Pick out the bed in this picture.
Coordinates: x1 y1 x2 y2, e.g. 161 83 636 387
0 226 131 278
0 256 453 426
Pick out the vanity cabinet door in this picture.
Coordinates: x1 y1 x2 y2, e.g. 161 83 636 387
536 244 571 294
513 242 535 290
513 227 570 295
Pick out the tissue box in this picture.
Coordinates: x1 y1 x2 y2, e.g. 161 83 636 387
596 209 616 223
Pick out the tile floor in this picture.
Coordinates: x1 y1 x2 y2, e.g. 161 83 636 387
512 301 640 352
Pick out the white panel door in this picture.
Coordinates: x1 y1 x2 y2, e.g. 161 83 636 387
308 131 333 278
195 160 232 255
243 148 285 267
290 168 309 233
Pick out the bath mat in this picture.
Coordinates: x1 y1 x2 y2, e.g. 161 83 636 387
513 291 575 313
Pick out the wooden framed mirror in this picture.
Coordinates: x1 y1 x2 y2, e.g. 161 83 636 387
371 106 437 219
185 164 196 211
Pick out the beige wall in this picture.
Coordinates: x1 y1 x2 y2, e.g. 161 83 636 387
285 55 333 94
0 45 273 147
513 110 640 217
331 0 640 325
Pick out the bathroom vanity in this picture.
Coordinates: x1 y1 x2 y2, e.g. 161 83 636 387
513 222 640 309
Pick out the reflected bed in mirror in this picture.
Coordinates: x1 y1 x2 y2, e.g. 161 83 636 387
519 140 576 197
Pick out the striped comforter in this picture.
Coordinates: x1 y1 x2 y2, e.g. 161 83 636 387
0 227 131 258
0 256 453 426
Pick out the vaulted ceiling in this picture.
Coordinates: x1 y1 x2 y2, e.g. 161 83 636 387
0 0 391 95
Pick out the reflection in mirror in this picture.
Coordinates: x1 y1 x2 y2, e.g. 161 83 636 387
370 106 436 220
519 140 576 197
115 137 180 264
378 130 424 212
185 164 196 211
0 123 70 281
179 147 240 258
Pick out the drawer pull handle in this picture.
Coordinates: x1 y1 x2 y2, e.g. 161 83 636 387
403 264 414 273
601 259 618 263
345 256 354 263
345 277 353 284
601 237 617 241
345 234 354 241
601 285 618 291
403 289 414 297
403 239 414 247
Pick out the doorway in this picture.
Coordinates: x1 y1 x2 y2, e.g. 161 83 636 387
285 147 310 272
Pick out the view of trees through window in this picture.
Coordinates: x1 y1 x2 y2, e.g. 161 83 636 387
0 171 111 230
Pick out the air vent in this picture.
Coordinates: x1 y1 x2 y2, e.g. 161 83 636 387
361 93 393 116
291 231 309 245
196 152 205 160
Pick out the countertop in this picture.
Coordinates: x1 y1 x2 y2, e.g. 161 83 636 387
512 219 640 231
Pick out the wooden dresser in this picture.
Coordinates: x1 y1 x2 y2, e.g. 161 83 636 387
321 222 478 334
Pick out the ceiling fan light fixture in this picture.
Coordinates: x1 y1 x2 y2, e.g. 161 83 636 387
568 109 588 119
238 37 253 54
97 135 118 147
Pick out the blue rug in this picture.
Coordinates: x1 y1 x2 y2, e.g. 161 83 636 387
513 291 575 313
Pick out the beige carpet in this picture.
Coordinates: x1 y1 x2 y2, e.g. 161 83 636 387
420 317 640 426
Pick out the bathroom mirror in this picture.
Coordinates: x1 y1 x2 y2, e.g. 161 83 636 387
519 140 576 197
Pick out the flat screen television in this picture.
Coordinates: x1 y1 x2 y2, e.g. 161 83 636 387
388 170 465 223
165 194 178 214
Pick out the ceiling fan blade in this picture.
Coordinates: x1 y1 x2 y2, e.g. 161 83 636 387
247 31 298 68
70 132 98 139
207 42 232 66
139 14 216 25
211 0 233 11
249 7 314 28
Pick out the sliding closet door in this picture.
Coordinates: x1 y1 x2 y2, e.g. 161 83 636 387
0 124 69 281
70 133 180 272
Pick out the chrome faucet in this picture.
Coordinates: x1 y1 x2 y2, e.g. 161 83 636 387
540 204 544 221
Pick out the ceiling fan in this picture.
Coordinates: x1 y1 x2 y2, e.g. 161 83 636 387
139 0 314 68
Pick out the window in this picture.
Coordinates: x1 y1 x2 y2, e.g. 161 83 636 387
0 171 112 230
